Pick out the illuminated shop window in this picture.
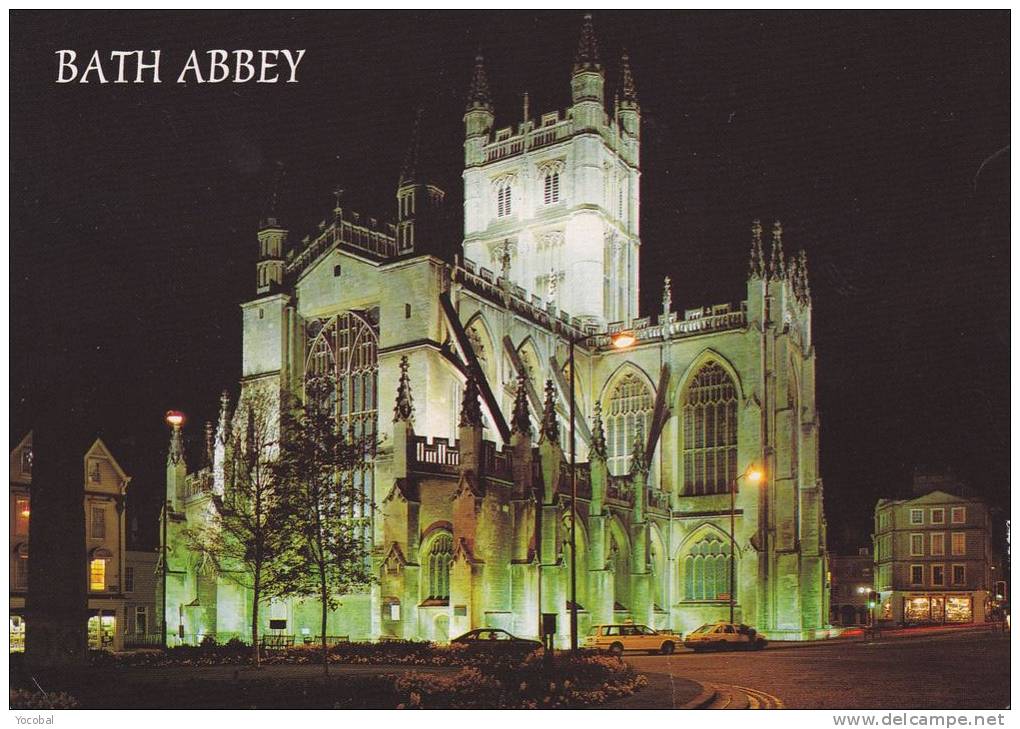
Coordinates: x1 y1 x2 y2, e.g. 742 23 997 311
682 363 738 495
606 373 653 477
945 596 972 623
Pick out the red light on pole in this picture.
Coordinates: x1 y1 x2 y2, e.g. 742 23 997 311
165 411 185 427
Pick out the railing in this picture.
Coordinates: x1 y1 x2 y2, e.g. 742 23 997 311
481 440 513 481
483 119 574 163
597 303 747 349
411 436 460 475
123 633 164 649
182 471 212 500
286 213 398 277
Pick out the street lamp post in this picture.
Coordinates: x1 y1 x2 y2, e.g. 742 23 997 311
164 411 184 650
730 467 762 625
567 329 636 654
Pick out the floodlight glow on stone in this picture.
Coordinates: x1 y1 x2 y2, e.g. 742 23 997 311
611 331 636 349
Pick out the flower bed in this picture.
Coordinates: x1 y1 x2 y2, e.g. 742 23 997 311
10 688 80 709
394 653 646 709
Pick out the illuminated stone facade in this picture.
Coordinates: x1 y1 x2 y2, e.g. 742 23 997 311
163 15 832 645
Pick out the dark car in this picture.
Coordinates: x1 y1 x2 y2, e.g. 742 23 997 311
450 628 542 652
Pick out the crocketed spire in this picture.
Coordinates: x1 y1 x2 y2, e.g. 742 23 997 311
217 390 232 444
618 50 638 104
259 161 286 229
630 419 648 475
393 355 415 424
799 249 812 304
398 107 423 188
167 417 185 466
768 220 786 280
466 53 492 111
510 372 532 437
204 421 215 466
459 376 483 428
590 400 607 461
573 13 602 74
661 275 672 317
787 251 801 298
540 379 560 443
748 219 765 279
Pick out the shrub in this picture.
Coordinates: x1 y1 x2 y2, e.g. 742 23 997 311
10 688 80 709
199 635 218 648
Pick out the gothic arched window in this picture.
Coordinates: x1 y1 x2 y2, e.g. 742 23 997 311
683 535 734 601
604 373 654 476
425 533 453 601
543 169 560 205
304 311 379 556
682 362 738 495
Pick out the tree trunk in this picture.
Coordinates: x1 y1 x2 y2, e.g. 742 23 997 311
320 569 329 676
251 569 261 669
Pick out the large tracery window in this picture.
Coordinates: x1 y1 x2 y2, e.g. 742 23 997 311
605 373 654 476
682 362 738 495
425 533 453 602
304 310 379 556
683 535 734 601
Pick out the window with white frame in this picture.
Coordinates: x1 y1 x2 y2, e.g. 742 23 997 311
91 506 106 539
910 509 924 525
951 532 966 556
910 564 924 585
930 533 945 556
930 508 945 525
910 533 924 557
606 373 654 477
952 564 966 585
931 564 945 586
682 362 738 495
879 511 890 530
90 559 106 591
135 606 148 635
950 506 966 524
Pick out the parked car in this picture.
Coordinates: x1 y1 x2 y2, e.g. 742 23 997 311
584 623 680 655
683 622 767 651
450 628 542 653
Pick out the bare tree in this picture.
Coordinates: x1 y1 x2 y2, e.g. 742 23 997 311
183 387 290 668
272 377 375 676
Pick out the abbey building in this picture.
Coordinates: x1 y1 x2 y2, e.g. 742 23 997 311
161 15 832 645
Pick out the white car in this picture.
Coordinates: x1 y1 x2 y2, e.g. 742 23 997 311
683 622 768 651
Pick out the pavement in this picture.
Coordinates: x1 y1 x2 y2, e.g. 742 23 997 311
616 625 1010 710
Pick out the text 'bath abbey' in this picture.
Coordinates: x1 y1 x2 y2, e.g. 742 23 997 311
162 14 832 646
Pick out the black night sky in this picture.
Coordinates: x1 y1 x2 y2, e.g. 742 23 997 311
11 11 1010 551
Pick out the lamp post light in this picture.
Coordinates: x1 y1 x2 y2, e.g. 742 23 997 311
163 410 184 650
568 329 636 654
729 466 763 625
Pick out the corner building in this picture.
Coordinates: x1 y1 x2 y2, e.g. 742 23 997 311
163 16 832 645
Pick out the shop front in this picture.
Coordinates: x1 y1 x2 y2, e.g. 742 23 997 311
902 593 974 624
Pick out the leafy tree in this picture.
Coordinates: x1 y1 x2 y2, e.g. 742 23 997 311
272 377 375 675
183 387 290 668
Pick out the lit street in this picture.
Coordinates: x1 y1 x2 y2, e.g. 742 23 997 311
621 628 1010 709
